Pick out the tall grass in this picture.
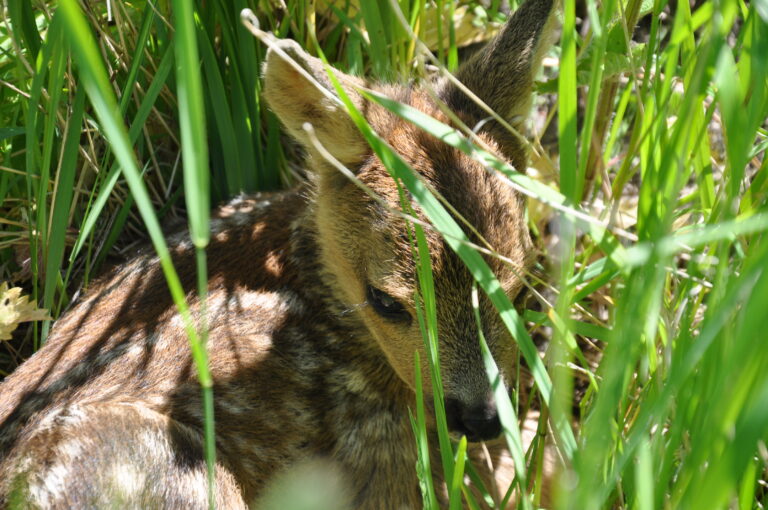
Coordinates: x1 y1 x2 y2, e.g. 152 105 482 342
1 0 767 509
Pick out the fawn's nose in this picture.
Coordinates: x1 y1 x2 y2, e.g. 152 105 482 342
444 397 501 442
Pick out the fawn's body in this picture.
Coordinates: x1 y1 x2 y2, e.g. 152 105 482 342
0 0 557 507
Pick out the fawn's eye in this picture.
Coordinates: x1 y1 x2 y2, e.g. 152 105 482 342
366 286 411 323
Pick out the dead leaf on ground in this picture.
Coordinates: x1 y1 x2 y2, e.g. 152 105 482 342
0 282 51 341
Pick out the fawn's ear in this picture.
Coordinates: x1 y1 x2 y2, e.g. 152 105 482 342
263 40 369 166
440 0 558 169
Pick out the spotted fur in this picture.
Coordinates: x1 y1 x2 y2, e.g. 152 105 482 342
0 0 557 507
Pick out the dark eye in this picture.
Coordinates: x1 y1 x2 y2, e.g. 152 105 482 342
366 286 411 323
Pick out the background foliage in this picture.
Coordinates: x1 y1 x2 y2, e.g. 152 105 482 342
1 0 767 508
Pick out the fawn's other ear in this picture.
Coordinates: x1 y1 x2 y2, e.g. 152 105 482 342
263 40 369 166
440 0 558 169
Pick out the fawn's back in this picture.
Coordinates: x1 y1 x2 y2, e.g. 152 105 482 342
0 0 558 507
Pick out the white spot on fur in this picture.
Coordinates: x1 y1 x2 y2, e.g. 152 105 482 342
338 368 369 394
124 334 164 359
29 461 70 507
138 429 171 457
171 466 209 504
35 405 86 433
230 210 255 226
110 462 147 499
168 289 303 331
168 312 187 331
231 291 283 311
226 193 273 210
58 438 85 461
209 218 229 235
208 289 305 320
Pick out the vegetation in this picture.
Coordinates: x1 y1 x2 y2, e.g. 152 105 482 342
1 0 767 508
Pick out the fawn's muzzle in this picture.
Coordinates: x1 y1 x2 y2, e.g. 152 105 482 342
445 397 501 442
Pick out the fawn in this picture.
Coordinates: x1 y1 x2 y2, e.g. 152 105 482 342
0 0 558 507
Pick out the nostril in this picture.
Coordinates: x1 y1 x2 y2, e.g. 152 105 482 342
444 398 463 433
461 405 501 441
444 398 501 442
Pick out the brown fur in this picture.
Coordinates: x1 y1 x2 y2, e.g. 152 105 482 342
0 0 557 507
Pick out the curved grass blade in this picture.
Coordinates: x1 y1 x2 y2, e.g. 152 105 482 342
70 41 175 263
57 4 215 508
472 285 533 510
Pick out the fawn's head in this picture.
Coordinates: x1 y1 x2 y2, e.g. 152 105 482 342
263 0 556 441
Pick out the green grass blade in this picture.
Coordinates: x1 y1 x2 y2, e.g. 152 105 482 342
7 0 41 59
411 351 439 508
37 23 67 279
472 285 532 510
23 10 62 322
558 0 580 201
411 219 456 488
42 86 85 336
358 0 391 79
173 5 209 249
118 4 155 115
198 21 242 195
171 1 214 506
634 439 654 510
57 7 215 506
448 436 468 510
69 41 175 263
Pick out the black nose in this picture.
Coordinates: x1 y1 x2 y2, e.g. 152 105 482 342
444 398 501 442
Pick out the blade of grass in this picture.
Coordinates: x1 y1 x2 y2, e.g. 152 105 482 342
118 4 155 114
358 0 391 79
448 436 468 510
232 0 262 191
7 0 41 60
404 195 456 489
70 40 175 263
42 86 85 337
171 1 214 507
198 18 242 195
634 439 654 510
24 10 62 338
37 22 67 291
57 6 215 510
472 285 533 510
559 0 580 201
411 351 439 508
174 6 210 249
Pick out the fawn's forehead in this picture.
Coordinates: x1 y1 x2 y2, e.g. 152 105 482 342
358 86 516 200
352 87 530 287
